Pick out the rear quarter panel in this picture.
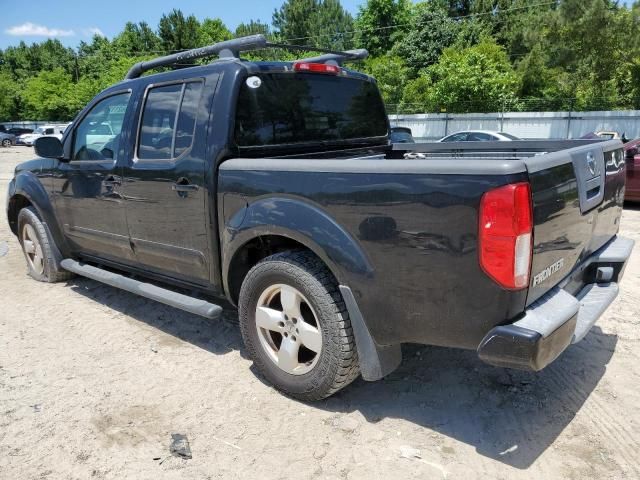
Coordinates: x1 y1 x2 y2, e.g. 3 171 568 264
219 160 529 349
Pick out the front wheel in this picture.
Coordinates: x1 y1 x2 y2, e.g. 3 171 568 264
17 207 74 283
1 139 11 147
239 251 360 401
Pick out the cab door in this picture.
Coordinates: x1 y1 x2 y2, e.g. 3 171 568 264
120 78 215 285
52 91 135 263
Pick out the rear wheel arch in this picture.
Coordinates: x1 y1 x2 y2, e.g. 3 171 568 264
225 233 341 306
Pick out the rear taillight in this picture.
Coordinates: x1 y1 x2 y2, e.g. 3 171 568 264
293 62 341 75
479 182 533 290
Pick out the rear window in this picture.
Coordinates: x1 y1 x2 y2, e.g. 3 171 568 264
234 73 388 148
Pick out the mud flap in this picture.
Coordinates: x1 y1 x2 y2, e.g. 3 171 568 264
339 285 402 381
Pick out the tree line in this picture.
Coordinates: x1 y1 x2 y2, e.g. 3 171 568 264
1 0 639 121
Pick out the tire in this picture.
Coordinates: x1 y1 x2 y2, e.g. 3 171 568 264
17 207 74 283
239 250 360 401
2 139 11 147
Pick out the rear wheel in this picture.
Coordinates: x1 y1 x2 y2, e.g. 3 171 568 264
239 251 360 401
17 207 74 283
1 139 11 147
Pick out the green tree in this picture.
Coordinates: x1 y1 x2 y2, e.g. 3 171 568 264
199 18 232 45
361 55 410 108
272 0 354 49
354 0 411 56
158 9 201 52
402 38 520 113
22 68 78 120
235 20 271 37
113 21 161 56
0 72 22 120
393 2 459 74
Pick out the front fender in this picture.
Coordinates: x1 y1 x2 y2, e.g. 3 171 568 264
9 171 68 255
222 196 374 293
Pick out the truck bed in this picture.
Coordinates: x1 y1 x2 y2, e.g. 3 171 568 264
219 138 626 353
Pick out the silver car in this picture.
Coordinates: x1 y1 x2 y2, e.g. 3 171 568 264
0 132 16 147
439 130 520 142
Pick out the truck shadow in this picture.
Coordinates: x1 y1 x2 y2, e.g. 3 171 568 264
69 277 616 470
68 278 243 356
317 330 617 470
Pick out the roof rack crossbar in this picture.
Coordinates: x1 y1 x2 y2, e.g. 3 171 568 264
124 34 268 80
124 34 369 80
292 49 368 66
263 42 368 65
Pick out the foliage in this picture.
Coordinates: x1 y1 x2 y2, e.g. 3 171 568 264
393 2 459 73
235 20 271 38
361 55 410 105
2 1 640 121
272 0 354 49
401 38 520 113
354 0 412 56
199 18 233 45
158 9 201 52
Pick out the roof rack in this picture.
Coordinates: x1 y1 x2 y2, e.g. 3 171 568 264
124 34 369 80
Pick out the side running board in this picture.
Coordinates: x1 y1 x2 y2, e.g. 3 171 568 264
60 259 222 319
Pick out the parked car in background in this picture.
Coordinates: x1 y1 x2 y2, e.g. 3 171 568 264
7 127 34 136
389 126 415 143
17 124 70 146
0 132 16 147
594 130 630 141
624 138 640 202
439 130 521 142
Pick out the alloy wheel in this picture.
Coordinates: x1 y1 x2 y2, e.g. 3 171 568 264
255 283 323 375
22 224 44 275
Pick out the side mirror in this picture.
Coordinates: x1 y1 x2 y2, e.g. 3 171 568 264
34 136 64 160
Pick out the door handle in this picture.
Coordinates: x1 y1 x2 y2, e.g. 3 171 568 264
172 178 199 192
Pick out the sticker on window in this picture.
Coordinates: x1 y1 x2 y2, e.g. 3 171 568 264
246 76 262 89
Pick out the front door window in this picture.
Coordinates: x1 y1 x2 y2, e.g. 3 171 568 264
73 93 131 161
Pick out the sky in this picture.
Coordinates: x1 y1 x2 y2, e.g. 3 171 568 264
0 0 364 49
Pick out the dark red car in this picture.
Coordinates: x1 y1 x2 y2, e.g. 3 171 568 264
624 139 640 202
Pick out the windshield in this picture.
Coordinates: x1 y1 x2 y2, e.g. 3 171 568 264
33 128 45 135
234 73 388 149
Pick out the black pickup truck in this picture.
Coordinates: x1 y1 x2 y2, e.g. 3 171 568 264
6 35 634 400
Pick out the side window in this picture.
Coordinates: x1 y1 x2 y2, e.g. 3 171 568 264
174 83 202 157
443 133 467 142
468 132 493 141
72 93 131 161
45 128 54 135
137 81 203 161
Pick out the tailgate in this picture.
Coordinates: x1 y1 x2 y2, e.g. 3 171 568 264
525 139 626 305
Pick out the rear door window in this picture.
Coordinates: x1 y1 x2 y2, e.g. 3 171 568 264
137 81 203 161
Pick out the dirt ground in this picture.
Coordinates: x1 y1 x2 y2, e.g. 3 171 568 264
1 146 639 480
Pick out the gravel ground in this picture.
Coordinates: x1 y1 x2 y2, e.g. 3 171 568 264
1 146 639 480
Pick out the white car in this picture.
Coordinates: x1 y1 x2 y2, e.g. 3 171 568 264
18 123 71 146
439 130 521 142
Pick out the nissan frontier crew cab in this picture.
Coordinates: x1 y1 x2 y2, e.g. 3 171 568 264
6 35 634 401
